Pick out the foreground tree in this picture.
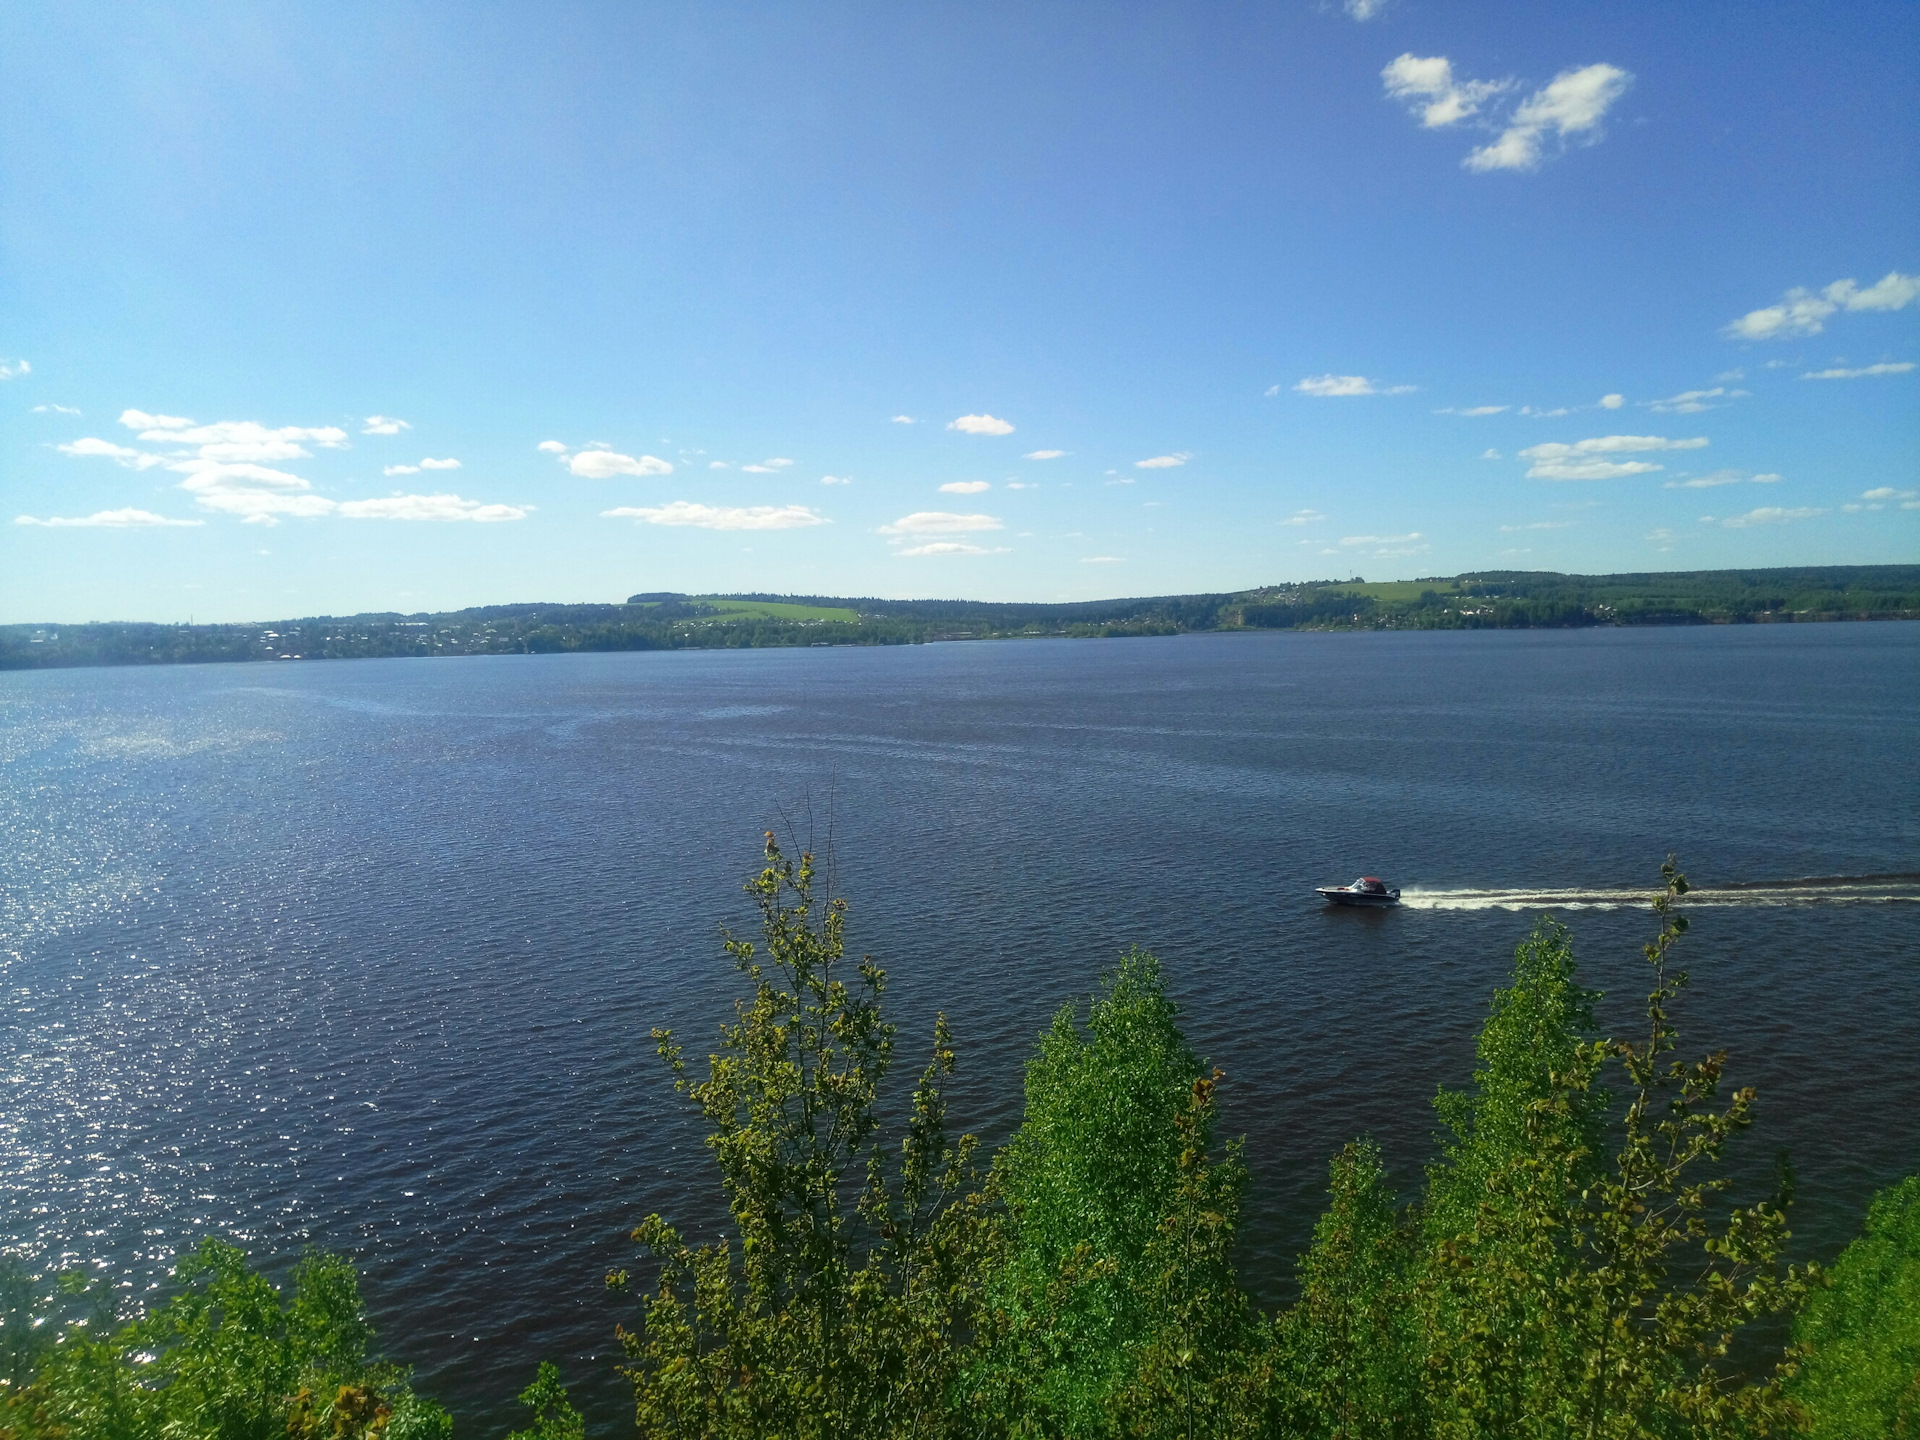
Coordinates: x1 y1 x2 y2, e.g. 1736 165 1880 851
618 834 1000 1439
1790 1173 1920 1437
0 1238 449 1440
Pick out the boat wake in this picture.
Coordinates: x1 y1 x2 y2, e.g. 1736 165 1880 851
1397 874 1920 912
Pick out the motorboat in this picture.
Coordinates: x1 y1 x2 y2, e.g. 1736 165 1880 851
1316 876 1400 907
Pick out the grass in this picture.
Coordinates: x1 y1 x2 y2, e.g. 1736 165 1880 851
692 597 861 622
1321 579 1465 602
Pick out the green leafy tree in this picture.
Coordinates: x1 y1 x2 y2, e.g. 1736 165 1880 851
1 1238 448 1440
505 1361 585 1440
1791 1173 1920 1437
619 834 1000 1439
1274 1139 1418 1440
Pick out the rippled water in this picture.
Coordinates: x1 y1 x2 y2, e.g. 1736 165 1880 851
4 624 1917 1429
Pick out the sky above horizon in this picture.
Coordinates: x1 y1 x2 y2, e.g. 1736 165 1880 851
3 2 1916 622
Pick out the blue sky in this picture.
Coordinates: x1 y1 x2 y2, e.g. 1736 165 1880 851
3 2 1915 622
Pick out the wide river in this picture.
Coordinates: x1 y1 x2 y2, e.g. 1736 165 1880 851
4 624 1917 1428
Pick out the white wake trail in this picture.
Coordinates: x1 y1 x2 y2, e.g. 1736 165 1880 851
1398 875 1920 912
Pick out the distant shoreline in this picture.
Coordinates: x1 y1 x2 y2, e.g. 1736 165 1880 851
5 564 1918 671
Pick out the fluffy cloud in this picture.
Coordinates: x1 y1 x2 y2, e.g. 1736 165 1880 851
1023 449 1067 460
947 414 1015 435
384 464 420 476
939 480 992 494
1006 481 1038 490
1281 509 1326 526
1847 486 1920 513
1481 448 1502 460
419 457 461 470
895 541 1009 557
878 511 1004 538
537 440 568 454
1382 54 1512 128
1719 506 1826 528
111 414 351 463
1727 272 1920 340
362 416 410 435
1135 453 1189 468
1466 64 1632 172
1599 393 1625 409
336 493 527 522
1294 374 1416 397
1801 361 1916 380
568 449 673 478
1520 434 1706 479
602 501 825 530
119 410 192 431
14 507 201 528
891 415 918 424
56 436 167 470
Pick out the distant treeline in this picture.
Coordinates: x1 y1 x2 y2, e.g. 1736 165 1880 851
4 565 1917 670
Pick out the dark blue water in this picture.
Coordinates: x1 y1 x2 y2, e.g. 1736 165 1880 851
4 625 1917 1429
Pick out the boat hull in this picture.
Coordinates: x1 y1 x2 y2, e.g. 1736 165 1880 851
1316 888 1400 907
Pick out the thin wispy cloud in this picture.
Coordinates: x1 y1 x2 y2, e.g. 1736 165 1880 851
15 507 201 528
1293 375 1416 397
1801 361 1915 380
568 449 672 478
602 501 825 530
1023 449 1067 460
1135 453 1189 468
56 437 166 470
894 541 1010 557
1647 387 1747 414
878 511 1004 538
384 465 420 476
1726 271 1920 340
1500 520 1573 531
1845 487 1920 513
0 359 30 381
947 414 1014 435
31 403 81 415
1435 405 1507 416
1663 469 1779 489
1717 506 1826 528
891 415 918 425
1340 531 1430 557
820 475 853 485
338 493 527 522
1281 509 1326 526
939 480 991 494
1519 434 1707 480
1344 0 1387 19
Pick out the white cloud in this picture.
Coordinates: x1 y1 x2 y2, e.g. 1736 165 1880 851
762 457 794 468
710 461 730 469
1481 448 1503 460
1519 405 1571 417
602 501 826 530
1647 386 1747 414
362 415 410 435
31 403 81 415
1023 449 1067 460
1663 470 1746 489
1802 361 1916 380
1281 509 1326 526
14 507 201 528
1135 453 1189 468
1295 374 1415 397
419 457 461 470
1080 555 1123 563
948 413 1015 435
1520 433 1706 479
119 410 192 431
891 414 918 424
1006 481 1039 490
895 541 1009 557
1752 473 1782 484
568 449 672 478
820 475 853 485
940 480 992 494
1381 54 1512 128
1500 520 1573 531
1727 272 1920 340
1106 477 1135 486
1435 404 1507 416
1345 0 1386 18
1720 506 1827 528
384 464 421 476
56 436 166 470
1341 531 1422 546
1645 527 1676 544
1599 393 1624 409
538 440 568 454
878 511 1004 538
1465 63 1632 172
169 459 334 525
338 493 529 522
1863 487 1916 500
0 359 29 380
